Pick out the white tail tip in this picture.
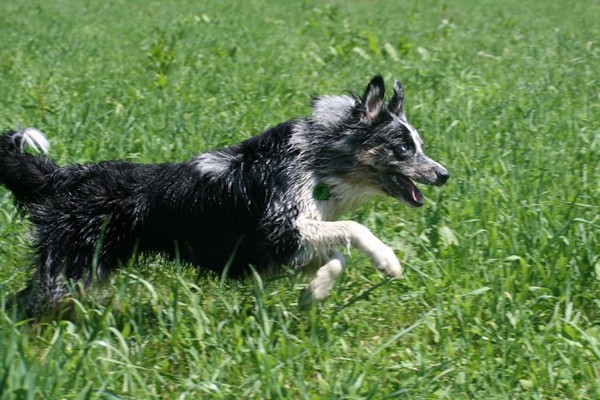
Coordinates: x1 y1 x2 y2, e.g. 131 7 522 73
18 128 50 154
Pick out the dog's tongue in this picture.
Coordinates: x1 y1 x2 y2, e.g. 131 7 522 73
396 175 423 205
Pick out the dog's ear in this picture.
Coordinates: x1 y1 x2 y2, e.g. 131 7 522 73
388 79 405 116
362 75 385 123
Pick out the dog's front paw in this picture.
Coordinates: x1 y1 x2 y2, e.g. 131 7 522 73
373 246 403 278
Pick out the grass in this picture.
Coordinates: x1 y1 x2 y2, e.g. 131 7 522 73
0 0 598 398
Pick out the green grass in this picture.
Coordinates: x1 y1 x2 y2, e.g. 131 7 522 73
0 0 598 398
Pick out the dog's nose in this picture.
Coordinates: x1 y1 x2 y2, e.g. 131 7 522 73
436 169 449 186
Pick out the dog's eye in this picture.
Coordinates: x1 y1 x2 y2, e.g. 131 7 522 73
400 143 410 152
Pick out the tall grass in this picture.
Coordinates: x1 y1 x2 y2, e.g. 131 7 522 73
1 0 598 398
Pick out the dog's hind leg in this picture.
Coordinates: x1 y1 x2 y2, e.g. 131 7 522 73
12 235 121 318
10 251 71 318
298 250 345 309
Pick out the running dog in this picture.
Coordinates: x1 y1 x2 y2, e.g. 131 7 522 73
0 75 448 316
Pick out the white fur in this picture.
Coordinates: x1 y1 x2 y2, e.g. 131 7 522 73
17 128 50 154
394 115 423 153
194 151 234 179
311 95 356 129
409 126 424 153
318 177 381 220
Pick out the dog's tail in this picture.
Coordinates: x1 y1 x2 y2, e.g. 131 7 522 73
0 128 56 205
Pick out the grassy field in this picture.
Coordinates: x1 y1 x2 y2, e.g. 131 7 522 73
0 0 598 398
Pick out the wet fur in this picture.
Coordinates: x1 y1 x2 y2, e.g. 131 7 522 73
0 76 448 316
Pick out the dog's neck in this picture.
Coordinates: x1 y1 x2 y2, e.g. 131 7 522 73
302 177 379 221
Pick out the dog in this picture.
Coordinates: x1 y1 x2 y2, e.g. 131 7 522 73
0 75 448 316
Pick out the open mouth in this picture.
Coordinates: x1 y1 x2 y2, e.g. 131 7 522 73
391 174 424 207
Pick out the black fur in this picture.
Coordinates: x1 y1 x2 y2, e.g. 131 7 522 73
2 124 305 314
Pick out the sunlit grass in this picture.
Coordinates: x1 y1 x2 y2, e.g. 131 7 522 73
0 0 598 398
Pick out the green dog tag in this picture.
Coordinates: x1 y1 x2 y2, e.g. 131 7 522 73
313 182 331 201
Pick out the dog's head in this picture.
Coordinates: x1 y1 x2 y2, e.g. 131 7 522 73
311 75 449 208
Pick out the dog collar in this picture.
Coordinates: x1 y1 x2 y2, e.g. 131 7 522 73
313 182 331 201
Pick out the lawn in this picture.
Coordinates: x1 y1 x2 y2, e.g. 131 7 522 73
0 0 598 398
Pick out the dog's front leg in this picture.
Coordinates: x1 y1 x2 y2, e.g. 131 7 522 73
296 219 402 307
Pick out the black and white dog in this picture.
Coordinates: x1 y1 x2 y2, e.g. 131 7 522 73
0 75 448 315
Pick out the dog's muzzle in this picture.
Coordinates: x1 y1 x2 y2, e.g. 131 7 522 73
389 160 449 207
433 166 449 186
417 157 449 187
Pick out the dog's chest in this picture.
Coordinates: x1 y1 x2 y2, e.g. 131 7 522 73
297 183 376 222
